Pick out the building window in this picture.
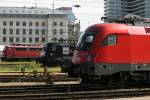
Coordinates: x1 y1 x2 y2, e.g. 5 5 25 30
35 22 39 26
60 29 63 35
22 11 25 13
28 11 31 13
3 37 6 42
16 21 20 26
2 10 6 13
16 37 19 42
3 21 6 26
53 22 57 26
3 28 6 34
42 22 45 26
22 21 26 26
53 29 57 35
40 11 44 13
16 29 20 35
35 29 39 35
60 37 63 41
29 29 32 35
29 22 32 26
10 21 13 26
15 10 18 13
22 37 26 42
42 38 45 42
23 29 26 35
9 29 13 35
29 37 32 42
9 37 14 43
35 11 38 13
60 22 63 26
35 37 39 42
53 37 57 41
42 29 45 35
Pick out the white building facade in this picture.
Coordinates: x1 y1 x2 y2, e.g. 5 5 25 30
0 7 74 45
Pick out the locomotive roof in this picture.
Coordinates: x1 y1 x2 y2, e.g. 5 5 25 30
86 23 148 35
46 42 73 47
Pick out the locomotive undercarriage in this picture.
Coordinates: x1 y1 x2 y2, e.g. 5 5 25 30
69 63 150 85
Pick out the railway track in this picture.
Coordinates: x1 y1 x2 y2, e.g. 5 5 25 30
0 62 36 66
0 84 110 94
0 72 150 99
0 79 149 99
0 85 150 100
0 72 46 82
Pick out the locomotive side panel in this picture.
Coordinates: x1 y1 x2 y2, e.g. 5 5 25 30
14 48 42 59
95 34 131 64
130 35 150 63
14 48 28 58
26 48 42 58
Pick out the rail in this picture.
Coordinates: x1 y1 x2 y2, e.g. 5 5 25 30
0 86 149 100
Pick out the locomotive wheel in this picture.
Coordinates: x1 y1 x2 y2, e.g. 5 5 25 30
104 72 129 86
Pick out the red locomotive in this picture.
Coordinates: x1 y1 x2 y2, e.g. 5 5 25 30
70 23 150 83
3 45 43 60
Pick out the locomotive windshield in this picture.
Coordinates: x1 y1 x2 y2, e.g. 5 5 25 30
77 31 95 50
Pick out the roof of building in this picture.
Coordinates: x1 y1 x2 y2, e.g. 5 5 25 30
0 7 75 23
0 7 72 15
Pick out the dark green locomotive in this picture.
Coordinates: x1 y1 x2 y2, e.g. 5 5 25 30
37 42 75 70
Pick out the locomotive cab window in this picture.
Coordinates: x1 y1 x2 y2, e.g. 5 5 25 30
85 36 93 43
102 34 117 46
77 32 95 50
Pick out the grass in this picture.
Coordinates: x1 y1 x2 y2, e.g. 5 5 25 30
0 62 61 73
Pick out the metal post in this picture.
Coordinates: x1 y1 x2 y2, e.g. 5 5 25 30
51 0 55 42
34 0 37 8
52 0 54 15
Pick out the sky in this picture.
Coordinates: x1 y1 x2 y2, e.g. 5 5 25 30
0 0 104 31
